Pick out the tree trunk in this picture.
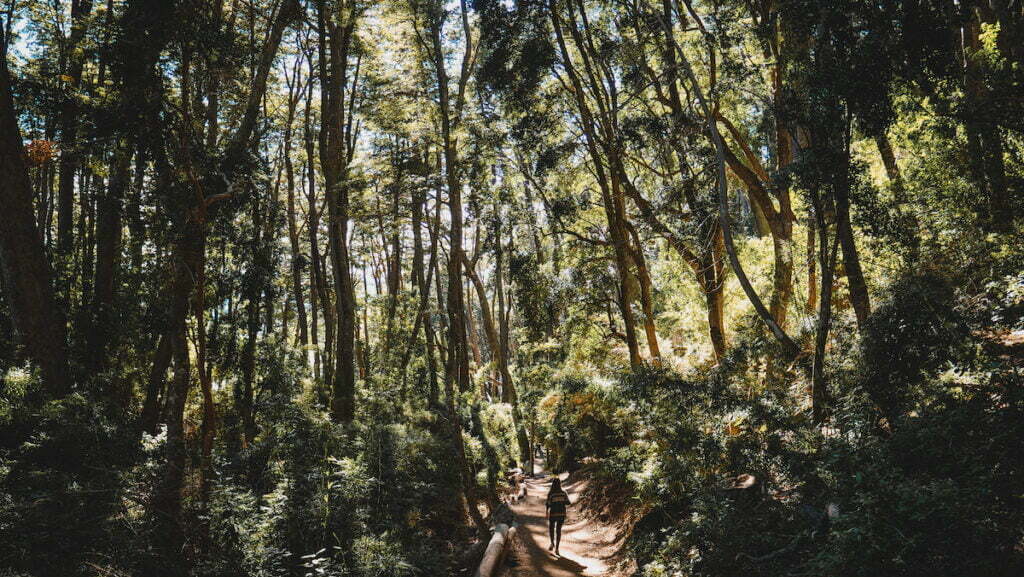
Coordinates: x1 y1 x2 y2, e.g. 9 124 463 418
835 174 870 329
89 140 131 386
286 149 308 351
627 225 662 364
399 174 435 396
239 289 259 446
466 274 485 371
665 15 800 358
153 215 203 572
768 223 794 332
55 0 95 260
548 3 641 367
874 133 920 261
0 56 72 397
494 220 531 465
962 16 1014 233
701 230 728 362
422 0 488 535
141 332 171 434
464 254 530 466
811 204 839 424
415 174 440 405
304 90 325 383
805 217 817 314
318 2 359 423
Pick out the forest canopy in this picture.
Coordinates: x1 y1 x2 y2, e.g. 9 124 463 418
0 1 1021 576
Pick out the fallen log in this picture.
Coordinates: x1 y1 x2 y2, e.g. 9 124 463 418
474 523 517 577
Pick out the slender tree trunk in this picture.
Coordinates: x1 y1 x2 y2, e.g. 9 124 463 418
627 226 661 364
420 0 488 534
410 176 439 405
385 152 403 314
142 332 171 433
78 169 94 306
55 0 95 260
89 140 131 386
548 3 641 366
835 175 870 329
464 253 530 465
286 157 308 350
768 224 794 331
664 11 800 357
239 288 259 446
805 216 817 314
304 91 325 383
701 231 728 362
962 16 1013 233
465 277 483 367
127 149 146 274
811 203 839 424
196 243 215 504
704 277 727 361
399 175 430 393
154 214 203 572
874 133 920 260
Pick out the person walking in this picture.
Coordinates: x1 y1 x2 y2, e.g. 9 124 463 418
545 477 571 555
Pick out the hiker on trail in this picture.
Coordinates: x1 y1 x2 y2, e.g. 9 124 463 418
545 477 571 555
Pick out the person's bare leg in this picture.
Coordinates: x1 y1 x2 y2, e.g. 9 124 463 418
555 520 563 555
548 518 555 550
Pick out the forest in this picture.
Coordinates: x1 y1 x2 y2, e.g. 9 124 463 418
0 0 1021 576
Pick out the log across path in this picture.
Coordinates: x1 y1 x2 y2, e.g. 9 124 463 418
501 460 616 577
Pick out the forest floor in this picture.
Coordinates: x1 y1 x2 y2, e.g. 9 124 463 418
498 460 634 577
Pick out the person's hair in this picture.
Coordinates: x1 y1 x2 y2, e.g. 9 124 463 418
549 477 562 494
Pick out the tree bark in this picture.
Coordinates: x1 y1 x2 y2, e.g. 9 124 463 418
835 172 870 329
464 253 530 466
155 213 203 571
962 15 1014 233
284 68 309 350
89 140 131 385
304 85 326 384
627 225 662 364
874 133 920 261
548 0 641 366
55 0 95 259
239 283 260 446
399 173 437 399
318 1 359 423
0 53 72 397
810 202 839 424
141 332 171 434
416 0 488 535
805 217 817 314
666 9 801 358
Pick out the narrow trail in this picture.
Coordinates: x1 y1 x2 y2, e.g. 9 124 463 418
500 460 621 577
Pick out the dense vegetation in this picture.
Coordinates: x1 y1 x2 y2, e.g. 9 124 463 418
0 1 1021 576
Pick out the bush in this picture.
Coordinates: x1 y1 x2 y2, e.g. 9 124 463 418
538 375 630 472
0 385 139 576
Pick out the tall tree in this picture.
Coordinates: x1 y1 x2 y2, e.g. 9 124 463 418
0 32 71 397
318 0 362 423
55 0 95 260
408 0 489 534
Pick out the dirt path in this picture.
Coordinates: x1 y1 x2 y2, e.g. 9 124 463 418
501 462 620 577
